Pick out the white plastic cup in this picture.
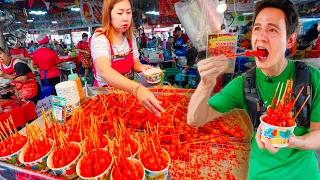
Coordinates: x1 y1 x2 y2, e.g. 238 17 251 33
260 114 296 148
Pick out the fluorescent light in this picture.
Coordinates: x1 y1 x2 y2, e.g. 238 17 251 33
217 0 227 13
71 8 80 11
52 21 57 24
146 11 159 15
27 19 33 22
29 11 47 15
242 12 254 16
15 21 21 24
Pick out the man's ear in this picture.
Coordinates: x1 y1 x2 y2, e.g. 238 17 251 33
287 33 297 49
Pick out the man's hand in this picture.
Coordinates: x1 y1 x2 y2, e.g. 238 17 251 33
198 55 228 89
255 124 280 154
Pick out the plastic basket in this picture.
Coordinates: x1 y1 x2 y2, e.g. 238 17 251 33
39 86 53 100
163 68 181 81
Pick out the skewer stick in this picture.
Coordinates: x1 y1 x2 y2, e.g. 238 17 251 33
9 116 18 134
280 80 290 105
292 86 305 108
277 83 284 106
293 95 310 121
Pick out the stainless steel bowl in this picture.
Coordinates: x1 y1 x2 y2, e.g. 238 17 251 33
59 62 76 71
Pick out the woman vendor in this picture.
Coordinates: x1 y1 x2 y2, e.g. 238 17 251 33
0 46 40 105
90 0 163 116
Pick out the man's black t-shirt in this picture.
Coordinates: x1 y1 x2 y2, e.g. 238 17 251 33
186 46 198 66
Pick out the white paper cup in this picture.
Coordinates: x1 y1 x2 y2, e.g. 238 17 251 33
0 136 28 166
76 148 113 180
19 139 54 172
142 148 171 180
260 114 296 147
47 142 82 179
110 158 145 180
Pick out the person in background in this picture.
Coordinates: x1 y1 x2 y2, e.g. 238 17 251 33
188 0 320 179
29 42 38 53
54 41 65 56
61 41 67 49
90 0 163 116
10 41 31 62
76 33 91 78
182 40 198 73
140 32 147 49
0 46 40 105
32 34 61 95
166 36 174 55
148 37 156 48
173 26 190 56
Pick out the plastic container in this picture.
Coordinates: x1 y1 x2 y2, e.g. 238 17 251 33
143 148 170 180
68 73 85 102
47 142 82 179
260 114 296 148
19 139 54 172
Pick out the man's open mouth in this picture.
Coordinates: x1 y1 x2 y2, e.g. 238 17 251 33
257 46 269 60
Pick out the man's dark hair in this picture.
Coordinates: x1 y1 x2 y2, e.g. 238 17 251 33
82 33 88 38
142 33 145 36
253 0 299 38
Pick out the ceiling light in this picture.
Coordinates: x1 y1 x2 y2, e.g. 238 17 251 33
242 12 254 16
146 11 159 15
29 10 47 15
15 21 21 24
71 8 80 11
217 0 227 13
52 21 57 24
27 19 33 22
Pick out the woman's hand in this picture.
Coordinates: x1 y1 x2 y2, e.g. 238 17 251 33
140 64 152 72
136 85 164 116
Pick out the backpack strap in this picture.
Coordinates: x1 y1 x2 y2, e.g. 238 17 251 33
244 68 266 130
293 61 312 128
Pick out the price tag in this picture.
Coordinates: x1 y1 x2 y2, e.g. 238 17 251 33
51 96 67 123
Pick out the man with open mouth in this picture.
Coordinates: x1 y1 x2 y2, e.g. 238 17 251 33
187 0 320 179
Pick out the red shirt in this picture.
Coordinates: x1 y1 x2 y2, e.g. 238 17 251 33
76 41 90 60
32 47 61 79
10 48 30 57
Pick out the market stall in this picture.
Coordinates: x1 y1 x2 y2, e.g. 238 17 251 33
0 87 252 179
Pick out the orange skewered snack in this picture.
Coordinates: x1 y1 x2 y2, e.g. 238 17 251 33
112 157 145 180
19 123 54 172
0 117 27 165
260 80 310 147
262 80 309 127
47 129 82 178
140 123 170 178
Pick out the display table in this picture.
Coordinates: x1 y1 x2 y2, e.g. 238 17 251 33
0 161 66 180
59 55 79 65
0 100 37 129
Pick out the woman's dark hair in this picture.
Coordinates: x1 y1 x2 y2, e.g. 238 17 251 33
253 0 299 38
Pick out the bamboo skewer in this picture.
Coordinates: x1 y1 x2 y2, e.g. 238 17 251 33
293 95 310 121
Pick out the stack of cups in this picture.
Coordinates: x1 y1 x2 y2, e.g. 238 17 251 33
55 81 80 113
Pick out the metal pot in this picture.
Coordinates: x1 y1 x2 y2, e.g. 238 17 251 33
59 62 76 71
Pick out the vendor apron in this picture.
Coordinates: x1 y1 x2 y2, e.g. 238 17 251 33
93 36 134 87
0 58 37 99
175 36 187 56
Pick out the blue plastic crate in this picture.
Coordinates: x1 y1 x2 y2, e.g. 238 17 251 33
39 86 52 100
